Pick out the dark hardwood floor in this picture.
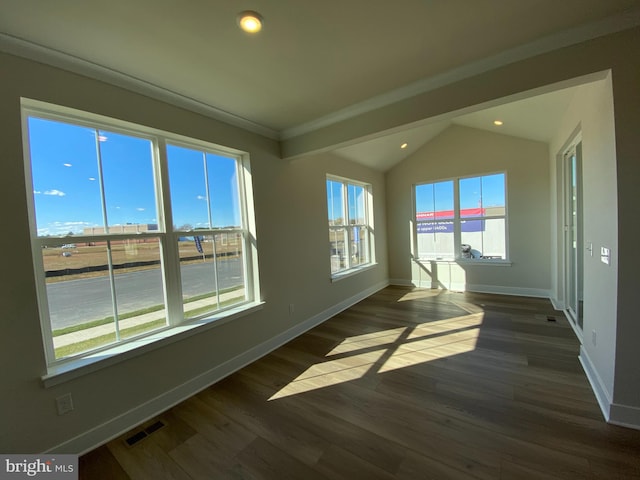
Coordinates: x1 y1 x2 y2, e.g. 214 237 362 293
79 286 640 479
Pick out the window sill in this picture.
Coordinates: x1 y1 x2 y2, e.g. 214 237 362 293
331 263 377 282
417 258 512 266
42 301 264 388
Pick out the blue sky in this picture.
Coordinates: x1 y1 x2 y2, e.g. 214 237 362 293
28 117 240 236
327 180 366 224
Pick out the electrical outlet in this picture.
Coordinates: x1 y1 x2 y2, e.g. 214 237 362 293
592 330 597 347
289 303 295 315
56 393 74 416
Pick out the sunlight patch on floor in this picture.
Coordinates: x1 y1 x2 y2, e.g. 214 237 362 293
325 327 406 356
379 330 480 373
397 289 444 302
269 349 387 400
269 313 484 401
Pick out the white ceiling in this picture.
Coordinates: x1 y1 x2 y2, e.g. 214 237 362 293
1 1 638 169
332 85 578 170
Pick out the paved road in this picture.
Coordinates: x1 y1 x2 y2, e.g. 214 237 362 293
47 258 243 330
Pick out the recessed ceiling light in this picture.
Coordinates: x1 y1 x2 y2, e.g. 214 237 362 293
238 10 263 33
400 143 408 149
493 120 503 126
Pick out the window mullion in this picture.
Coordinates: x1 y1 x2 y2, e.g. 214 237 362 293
453 179 461 259
236 158 254 302
94 129 110 234
156 137 183 326
33 241 56 364
105 240 121 341
95 129 121 339
343 182 351 270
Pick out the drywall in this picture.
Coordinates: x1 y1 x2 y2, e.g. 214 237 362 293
549 77 619 412
386 125 550 296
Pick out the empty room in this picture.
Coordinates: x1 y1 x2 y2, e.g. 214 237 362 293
1 2 640 478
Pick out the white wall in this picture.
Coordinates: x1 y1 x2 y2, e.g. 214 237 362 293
549 77 619 416
386 125 550 296
0 52 388 453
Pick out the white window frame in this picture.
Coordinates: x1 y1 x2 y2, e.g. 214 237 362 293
413 172 509 263
327 175 374 278
21 98 261 381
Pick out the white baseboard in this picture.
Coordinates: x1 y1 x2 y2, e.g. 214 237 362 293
388 278 416 287
579 347 612 422
389 279 550 299
463 283 550 298
47 280 389 454
549 296 565 311
609 404 640 430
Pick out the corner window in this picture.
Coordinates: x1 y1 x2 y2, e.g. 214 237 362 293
21 99 259 369
327 176 373 276
415 173 507 261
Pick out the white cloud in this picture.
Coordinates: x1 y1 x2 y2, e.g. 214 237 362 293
63 163 72 167
33 190 41 194
88 177 96 181
136 208 146 211
44 189 66 197
196 195 206 200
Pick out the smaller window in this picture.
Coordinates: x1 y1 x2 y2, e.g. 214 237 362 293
327 176 373 276
415 173 507 261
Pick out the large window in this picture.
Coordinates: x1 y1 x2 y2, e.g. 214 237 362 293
415 173 507 261
327 176 373 276
21 99 258 369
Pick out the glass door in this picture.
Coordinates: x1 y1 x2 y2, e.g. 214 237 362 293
564 143 584 329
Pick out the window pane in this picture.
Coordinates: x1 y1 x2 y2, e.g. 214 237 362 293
46 244 117 358
110 238 167 339
327 180 345 226
100 131 157 230
206 154 241 228
415 183 435 221
28 117 102 237
416 221 454 259
179 233 245 319
460 173 506 218
329 228 347 273
348 184 365 224
416 181 454 221
349 226 369 267
167 145 211 230
213 232 245 306
459 176 483 218
46 238 166 359
434 181 454 219
482 173 506 211
461 218 506 259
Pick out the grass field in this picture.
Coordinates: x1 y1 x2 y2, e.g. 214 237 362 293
43 240 241 270
42 238 242 282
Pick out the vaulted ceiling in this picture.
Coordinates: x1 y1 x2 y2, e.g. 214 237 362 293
2 1 638 169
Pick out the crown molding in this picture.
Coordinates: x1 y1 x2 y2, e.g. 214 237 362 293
2 6 639 144
280 7 640 140
0 33 280 140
